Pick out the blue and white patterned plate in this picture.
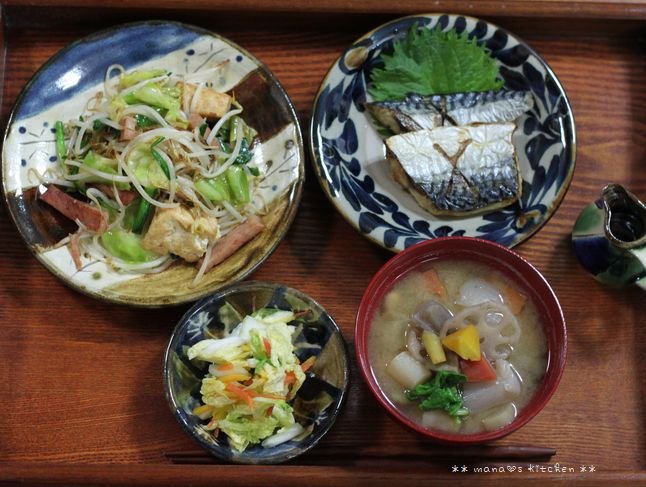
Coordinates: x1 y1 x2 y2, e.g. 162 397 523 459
2 21 304 306
310 14 576 250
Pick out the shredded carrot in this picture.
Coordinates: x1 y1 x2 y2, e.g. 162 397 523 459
216 362 235 371
266 405 274 417
224 383 254 409
284 371 297 386
423 268 447 299
263 337 272 357
300 356 316 372
219 374 252 383
224 383 284 407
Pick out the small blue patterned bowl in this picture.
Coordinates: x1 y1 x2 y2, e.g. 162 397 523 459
163 281 349 464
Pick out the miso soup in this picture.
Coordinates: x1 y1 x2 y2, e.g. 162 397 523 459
368 260 548 434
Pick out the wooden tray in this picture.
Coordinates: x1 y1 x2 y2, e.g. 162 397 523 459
1 3 645 485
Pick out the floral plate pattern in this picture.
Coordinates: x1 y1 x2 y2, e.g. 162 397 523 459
2 21 305 306
309 14 576 250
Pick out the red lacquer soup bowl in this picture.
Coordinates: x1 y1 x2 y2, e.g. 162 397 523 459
355 237 567 444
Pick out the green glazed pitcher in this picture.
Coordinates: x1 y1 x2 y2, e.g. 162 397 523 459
572 184 646 289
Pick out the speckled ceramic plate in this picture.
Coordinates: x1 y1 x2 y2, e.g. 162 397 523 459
163 281 350 464
310 13 575 250
2 21 304 307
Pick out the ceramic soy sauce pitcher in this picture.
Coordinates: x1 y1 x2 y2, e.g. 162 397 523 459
572 184 646 289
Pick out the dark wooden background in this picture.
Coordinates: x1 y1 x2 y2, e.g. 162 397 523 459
0 2 645 485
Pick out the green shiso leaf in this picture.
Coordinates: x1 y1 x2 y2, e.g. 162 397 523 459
368 25 504 102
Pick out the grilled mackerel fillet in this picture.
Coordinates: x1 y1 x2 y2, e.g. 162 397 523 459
366 89 533 134
385 123 521 216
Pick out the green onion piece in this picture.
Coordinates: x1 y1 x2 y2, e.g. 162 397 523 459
55 121 66 162
244 123 258 146
233 138 253 165
134 114 158 129
150 137 171 179
219 140 231 154
195 175 231 203
132 188 157 234
226 166 250 205
229 116 242 146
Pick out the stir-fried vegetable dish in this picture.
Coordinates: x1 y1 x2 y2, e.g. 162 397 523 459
37 62 265 283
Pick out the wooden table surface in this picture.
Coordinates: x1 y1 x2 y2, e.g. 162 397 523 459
0 2 645 485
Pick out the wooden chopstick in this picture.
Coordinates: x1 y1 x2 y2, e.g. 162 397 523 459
428 445 556 459
165 444 556 464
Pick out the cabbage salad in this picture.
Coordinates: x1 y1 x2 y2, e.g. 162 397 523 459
188 308 315 452
38 61 264 284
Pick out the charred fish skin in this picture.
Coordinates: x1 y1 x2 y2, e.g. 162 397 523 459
366 89 533 134
385 123 521 216
363 103 433 134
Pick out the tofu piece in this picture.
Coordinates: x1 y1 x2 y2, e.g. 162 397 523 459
141 206 219 262
179 82 232 119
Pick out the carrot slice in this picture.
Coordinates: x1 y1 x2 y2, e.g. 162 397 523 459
459 353 497 382
423 268 447 299
490 276 527 314
263 337 272 357
502 284 527 315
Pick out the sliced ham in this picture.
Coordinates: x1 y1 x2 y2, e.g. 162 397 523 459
93 184 138 206
69 231 83 271
198 215 264 273
119 116 137 141
38 185 108 233
202 127 222 149
188 112 205 130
